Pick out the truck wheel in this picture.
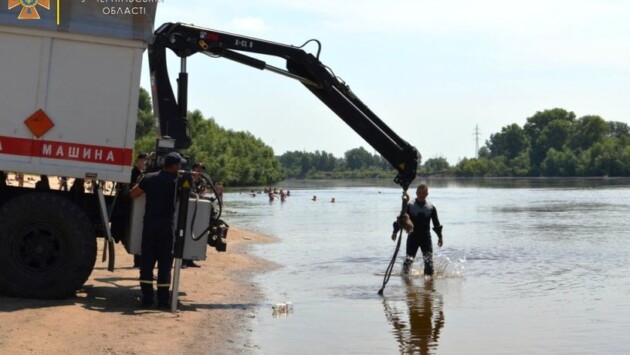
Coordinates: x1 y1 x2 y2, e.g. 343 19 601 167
0 192 97 299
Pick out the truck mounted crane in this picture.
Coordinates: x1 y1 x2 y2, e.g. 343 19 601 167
147 23 421 308
148 22 419 191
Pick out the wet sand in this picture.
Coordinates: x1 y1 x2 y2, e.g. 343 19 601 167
0 227 278 354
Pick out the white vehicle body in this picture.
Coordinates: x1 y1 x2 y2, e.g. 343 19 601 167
0 15 149 182
0 3 165 299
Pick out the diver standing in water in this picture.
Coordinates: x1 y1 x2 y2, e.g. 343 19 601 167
393 184 444 276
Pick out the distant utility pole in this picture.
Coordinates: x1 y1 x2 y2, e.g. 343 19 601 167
473 125 481 158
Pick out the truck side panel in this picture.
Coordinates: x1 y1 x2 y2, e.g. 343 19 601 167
0 26 145 182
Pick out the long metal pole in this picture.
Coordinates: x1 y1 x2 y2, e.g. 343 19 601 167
171 169 191 312
171 57 190 313
170 258 183 312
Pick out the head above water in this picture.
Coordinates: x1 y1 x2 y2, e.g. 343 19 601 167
416 183 428 202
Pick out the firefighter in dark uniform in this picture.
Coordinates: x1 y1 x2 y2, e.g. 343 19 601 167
393 184 444 276
130 152 184 308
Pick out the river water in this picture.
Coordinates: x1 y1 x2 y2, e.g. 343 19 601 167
223 178 630 354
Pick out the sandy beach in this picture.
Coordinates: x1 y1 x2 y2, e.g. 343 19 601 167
0 226 278 354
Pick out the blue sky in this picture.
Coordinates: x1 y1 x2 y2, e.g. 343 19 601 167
141 0 630 165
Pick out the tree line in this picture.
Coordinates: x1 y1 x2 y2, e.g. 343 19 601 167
135 89 630 184
134 88 402 185
276 108 630 178
453 108 630 177
134 88 282 186
277 147 394 179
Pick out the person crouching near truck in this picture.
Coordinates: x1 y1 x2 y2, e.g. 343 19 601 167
130 152 185 309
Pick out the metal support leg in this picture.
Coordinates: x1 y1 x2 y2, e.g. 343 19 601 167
171 257 183 312
95 182 115 272
171 170 192 312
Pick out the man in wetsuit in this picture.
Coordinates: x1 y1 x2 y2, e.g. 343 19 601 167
394 184 444 276
130 152 184 308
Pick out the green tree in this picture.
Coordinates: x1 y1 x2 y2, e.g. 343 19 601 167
478 146 491 159
344 147 374 170
541 148 577 176
135 88 155 139
422 157 450 174
313 151 338 171
569 115 609 151
508 151 531 176
524 108 576 172
278 147 398 179
454 157 494 177
487 123 529 160
538 119 572 153
454 108 630 177
134 100 283 185
608 121 630 138
134 134 156 157
278 151 307 178
586 138 628 176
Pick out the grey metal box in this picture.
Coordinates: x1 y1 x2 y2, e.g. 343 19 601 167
125 195 210 261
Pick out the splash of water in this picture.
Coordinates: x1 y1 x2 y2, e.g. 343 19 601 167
378 254 466 278
433 254 466 278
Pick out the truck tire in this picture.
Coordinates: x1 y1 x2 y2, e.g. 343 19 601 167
0 192 97 299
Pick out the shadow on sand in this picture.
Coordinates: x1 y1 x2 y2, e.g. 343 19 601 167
0 274 262 315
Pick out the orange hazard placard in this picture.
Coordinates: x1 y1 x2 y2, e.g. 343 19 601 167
24 109 55 138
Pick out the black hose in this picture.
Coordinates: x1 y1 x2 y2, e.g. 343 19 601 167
377 190 409 296
377 229 403 296
189 171 223 241
198 171 223 220
189 193 200 241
